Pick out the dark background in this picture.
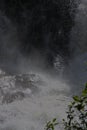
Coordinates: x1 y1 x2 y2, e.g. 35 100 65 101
0 0 78 69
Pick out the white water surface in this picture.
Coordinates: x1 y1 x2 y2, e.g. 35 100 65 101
0 71 71 130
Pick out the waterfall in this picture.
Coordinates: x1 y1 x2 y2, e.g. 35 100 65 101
0 1 86 130
70 0 87 54
67 0 87 93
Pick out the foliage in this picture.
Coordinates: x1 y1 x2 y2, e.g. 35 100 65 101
45 118 58 130
45 84 87 130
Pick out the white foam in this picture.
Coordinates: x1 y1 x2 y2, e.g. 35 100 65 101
0 72 70 130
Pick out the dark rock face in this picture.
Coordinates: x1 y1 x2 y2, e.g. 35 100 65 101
0 0 77 67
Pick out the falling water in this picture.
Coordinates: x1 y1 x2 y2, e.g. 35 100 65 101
0 1 87 130
67 0 87 93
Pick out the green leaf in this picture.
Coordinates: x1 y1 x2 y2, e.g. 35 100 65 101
82 89 87 97
52 118 56 122
75 104 84 111
73 96 80 102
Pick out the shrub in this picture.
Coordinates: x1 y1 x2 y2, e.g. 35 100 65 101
45 84 87 130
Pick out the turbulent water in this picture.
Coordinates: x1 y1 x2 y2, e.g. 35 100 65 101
0 0 87 130
0 70 71 130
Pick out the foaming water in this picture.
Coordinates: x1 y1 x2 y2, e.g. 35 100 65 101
0 71 71 130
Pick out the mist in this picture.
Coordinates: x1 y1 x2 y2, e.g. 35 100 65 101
0 1 86 130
